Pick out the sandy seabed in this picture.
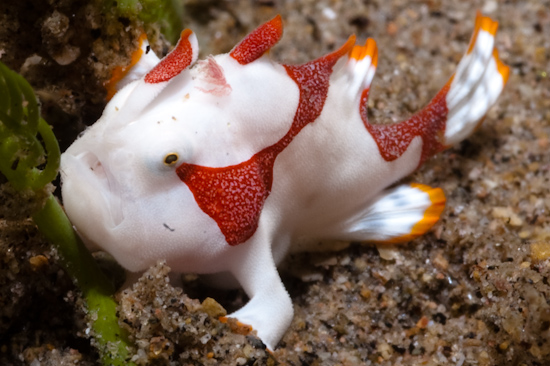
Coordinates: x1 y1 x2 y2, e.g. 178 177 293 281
1 0 549 365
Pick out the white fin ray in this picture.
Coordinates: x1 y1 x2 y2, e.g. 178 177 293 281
443 14 509 146
446 32 494 107
345 38 378 100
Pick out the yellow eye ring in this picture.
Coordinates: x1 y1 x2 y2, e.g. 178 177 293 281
163 153 179 166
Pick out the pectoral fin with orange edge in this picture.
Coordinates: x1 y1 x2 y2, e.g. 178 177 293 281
339 183 446 244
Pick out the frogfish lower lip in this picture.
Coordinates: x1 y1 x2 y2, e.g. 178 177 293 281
63 151 125 228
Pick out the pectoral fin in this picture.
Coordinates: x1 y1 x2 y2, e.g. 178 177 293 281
341 183 445 244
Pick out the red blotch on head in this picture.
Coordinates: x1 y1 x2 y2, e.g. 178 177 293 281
177 37 355 246
145 29 195 84
230 15 284 65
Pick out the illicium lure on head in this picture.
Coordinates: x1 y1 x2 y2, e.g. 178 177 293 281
60 12 509 349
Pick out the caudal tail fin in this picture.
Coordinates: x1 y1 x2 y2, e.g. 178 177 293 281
443 12 510 145
351 12 509 167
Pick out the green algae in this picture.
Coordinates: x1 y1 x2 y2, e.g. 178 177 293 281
0 61 136 366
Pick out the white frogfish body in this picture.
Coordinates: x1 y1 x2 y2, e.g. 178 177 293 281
61 14 509 349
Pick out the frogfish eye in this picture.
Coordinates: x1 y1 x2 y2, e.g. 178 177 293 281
163 153 179 166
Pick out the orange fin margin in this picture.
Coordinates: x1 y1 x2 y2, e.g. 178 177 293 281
104 32 147 101
350 38 378 67
376 184 446 245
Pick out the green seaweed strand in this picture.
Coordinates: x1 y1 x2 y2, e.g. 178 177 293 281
102 0 184 44
32 196 135 366
0 62 59 191
0 61 136 366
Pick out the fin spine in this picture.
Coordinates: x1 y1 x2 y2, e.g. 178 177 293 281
104 32 147 100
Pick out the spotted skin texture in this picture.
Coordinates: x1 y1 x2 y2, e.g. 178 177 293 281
360 81 451 167
177 155 272 246
60 14 509 350
230 15 284 65
145 29 195 84
178 37 355 246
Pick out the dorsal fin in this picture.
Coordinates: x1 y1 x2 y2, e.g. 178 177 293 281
345 38 378 100
230 15 283 65
107 29 199 125
104 33 160 100
145 29 199 84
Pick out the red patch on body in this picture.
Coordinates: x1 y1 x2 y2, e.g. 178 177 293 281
177 37 355 246
359 81 451 166
177 153 274 246
145 29 194 84
230 15 283 65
